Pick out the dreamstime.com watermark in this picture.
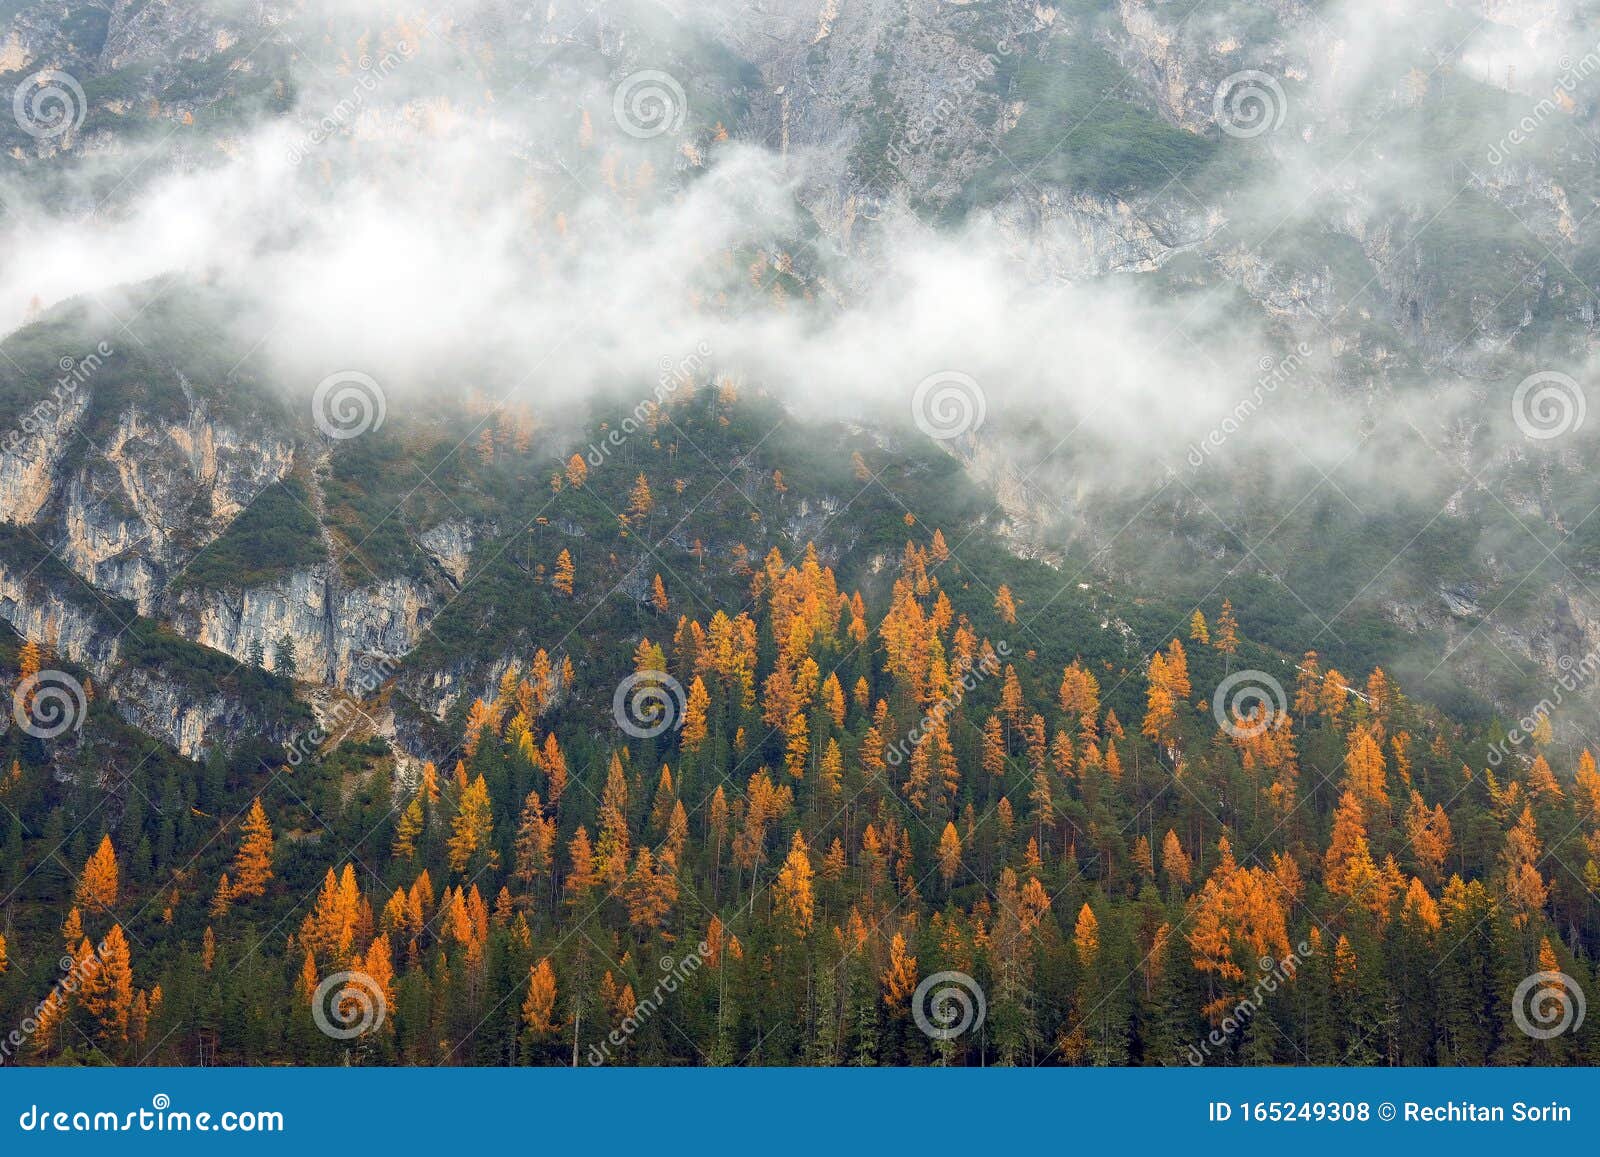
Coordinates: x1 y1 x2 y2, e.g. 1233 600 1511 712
612 670 687 740
287 43 414 165
1511 370 1585 441
1181 941 1314 1064
584 342 712 468
1186 342 1311 468
884 641 1010 767
310 970 387 1040
12 69 86 140
283 654 399 766
885 43 1014 172
1212 70 1288 139
913 970 986 1042
9 669 88 740
613 70 687 139
1487 42 1600 166
1511 970 1586 1040
0 939 109 1063
1212 669 1288 740
0 343 112 457
911 371 986 442
312 370 386 440
17 1095 283 1134
587 943 708 1064
1485 646 1600 767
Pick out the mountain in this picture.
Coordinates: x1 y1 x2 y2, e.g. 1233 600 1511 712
0 0 1596 1066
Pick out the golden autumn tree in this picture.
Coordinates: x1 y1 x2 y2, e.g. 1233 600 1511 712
1575 749 1600 819
1404 789 1451 886
773 831 815 937
994 584 1017 625
1164 638 1191 700
595 753 631 889
1160 829 1191 890
680 676 710 752
822 672 846 728
512 789 556 897
79 924 134 1046
783 710 810 780
1293 650 1322 719
16 638 47 718
17 637 42 686
1074 902 1100 966
553 549 575 596
1344 728 1389 808
1187 838 1289 1025
1058 661 1101 740
357 935 395 1028
228 797 275 902
1527 754 1563 804
564 453 588 488
1324 791 1376 895
299 865 361 969
1332 934 1357 991
1213 598 1239 662
448 775 498 875
298 949 318 1004
463 698 497 758
1320 669 1350 723
626 472 654 523
882 931 918 1013
210 874 232 918
937 821 962 885
1401 877 1440 932
1142 650 1180 751
392 798 424 861
75 834 119 912
523 957 559 1037
624 847 677 931
564 826 599 904
61 907 83 951
1501 804 1548 927
541 733 569 805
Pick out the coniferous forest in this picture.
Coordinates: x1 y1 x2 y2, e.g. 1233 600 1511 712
2 0 1600 1074
0 388 1596 1068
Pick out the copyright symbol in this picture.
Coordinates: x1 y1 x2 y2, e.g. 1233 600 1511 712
1378 1102 1396 1121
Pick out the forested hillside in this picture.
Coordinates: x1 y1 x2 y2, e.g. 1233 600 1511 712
3 0 1600 1070
0 384 1593 1067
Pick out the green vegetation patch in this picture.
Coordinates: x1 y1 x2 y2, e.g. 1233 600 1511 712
176 478 327 591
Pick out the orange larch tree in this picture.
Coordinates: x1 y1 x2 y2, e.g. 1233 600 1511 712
523 957 559 1037
229 797 275 902
553 549 575 596
994 584 1017 625
79 923 134 1046
75 834 119 913
773 832 815 937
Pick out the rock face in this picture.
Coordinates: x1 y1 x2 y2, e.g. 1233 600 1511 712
171 569 437 690
0 387 89 526
0 553 121 676
0 542 298 758
54 406 297 614
989 191 1224 280
0 309 465 752
418 521 478 587
107 665 276 759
